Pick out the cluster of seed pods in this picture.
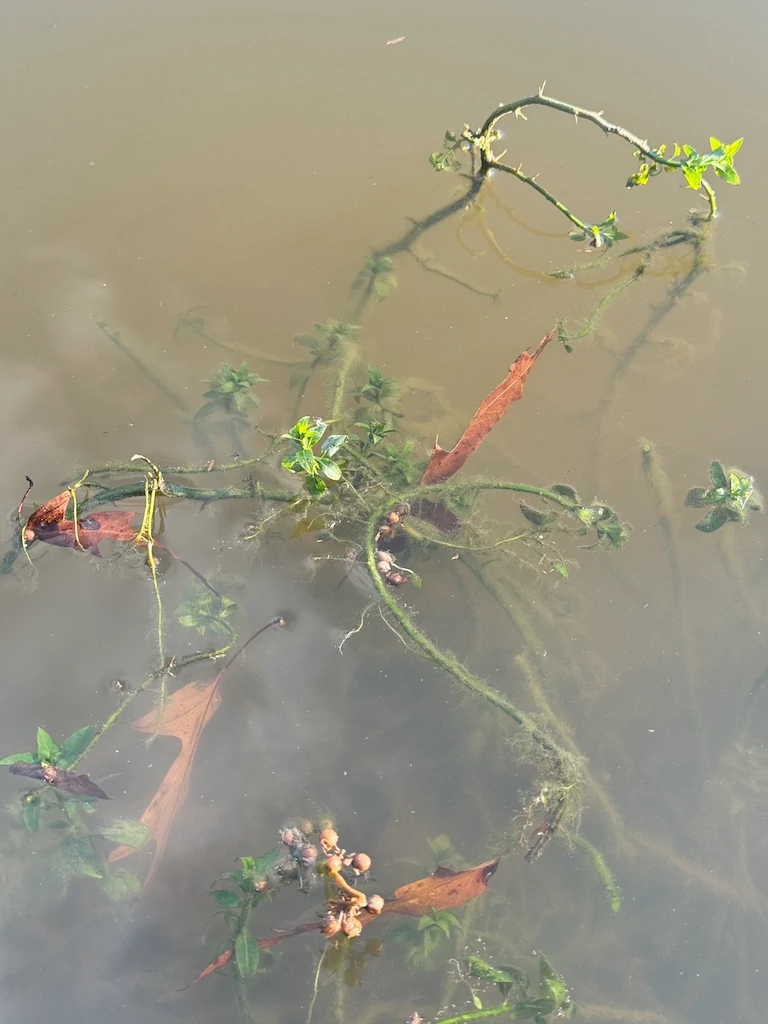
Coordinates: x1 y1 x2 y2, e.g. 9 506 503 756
374 501 411 586
315 826 385 939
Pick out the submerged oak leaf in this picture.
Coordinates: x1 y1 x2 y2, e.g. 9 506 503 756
107 679 222 885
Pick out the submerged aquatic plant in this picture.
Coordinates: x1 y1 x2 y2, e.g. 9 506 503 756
195 362 266 423
280 416 348 497
685 460 763 532
354 255 397 301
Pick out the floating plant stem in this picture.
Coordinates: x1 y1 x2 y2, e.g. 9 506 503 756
570 834 622 913
96 320 190 411
365 494 579 798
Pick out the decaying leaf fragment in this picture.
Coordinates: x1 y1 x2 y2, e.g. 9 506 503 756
379 858 500 918
24 487 137 556
8 760 110 800
421 329 555 485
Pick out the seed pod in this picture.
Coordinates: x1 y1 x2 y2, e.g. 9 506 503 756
341 915 362 938
377 524 393 537
322 914 342 937
351 852 371 875
377 560 392 575
319 827 339 852
298 844 317 868
376 549 394 565
387 572 407 586
324 854 343 875
366 894 385 914
386 511 401 525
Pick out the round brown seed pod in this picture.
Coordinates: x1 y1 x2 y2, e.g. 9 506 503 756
318 827 339 852
351 852 372 874
366 894 385 914
322 915 342 937
324 854 343 874
341 915 362 938
298 844 317 868
387 572 407 586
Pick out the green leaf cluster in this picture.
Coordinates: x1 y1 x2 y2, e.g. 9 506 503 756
354 256 397 301
195 362 266 422
354 365 399 406
627 138 743 192
281 417 347 497
429 130 465 172
685 460 762 532
216 849 282 894
206 850 282 981
176 585 237 637
371 439 416 486
353 418 397 457
291 321 361 392
386 907 461 965
573 501 630 549
0 723 98 771
569 212 628 250
1 725 148 901
465 953 574 1022
295 320 360 353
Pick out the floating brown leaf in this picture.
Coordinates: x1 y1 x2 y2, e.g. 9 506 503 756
9 761 110 800
24 488 72 532
421 328 555 485
24 487 138 557
107 679 222 885
380 858 500 918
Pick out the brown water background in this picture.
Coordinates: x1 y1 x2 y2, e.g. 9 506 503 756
2 1 768 1021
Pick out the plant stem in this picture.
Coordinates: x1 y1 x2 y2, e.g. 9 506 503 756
79 479 295 512
68 642 236 771
479 90 691 171
96 320 190 411
437 1007 522 1024
570 834 622 912
490 161 589 232
365 495 576 787
330 339 358 422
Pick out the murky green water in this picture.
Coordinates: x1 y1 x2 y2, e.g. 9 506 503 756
2 1 768 1022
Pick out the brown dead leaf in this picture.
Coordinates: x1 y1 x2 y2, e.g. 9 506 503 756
380 858 500 917
110 619 284 887
107 679 222 884
421 328 555 485
25 488 72 533
24 486 138 556
9 761 110 800
188 947 234 987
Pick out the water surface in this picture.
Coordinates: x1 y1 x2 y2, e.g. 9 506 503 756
1 1 768 1022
